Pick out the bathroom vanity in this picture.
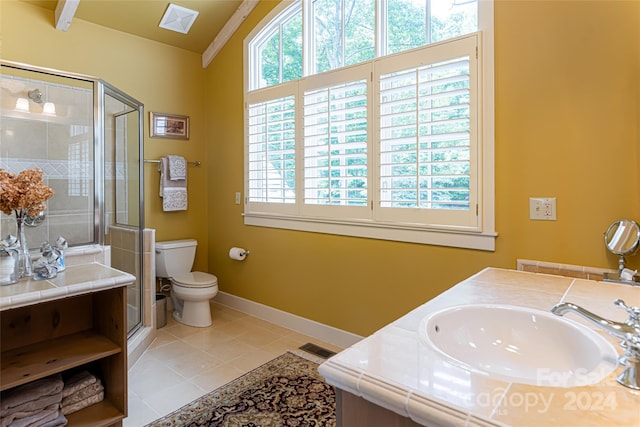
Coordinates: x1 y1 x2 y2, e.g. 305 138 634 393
0 263 135 427
319 268 640 426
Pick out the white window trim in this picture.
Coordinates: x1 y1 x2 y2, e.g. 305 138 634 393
243 0 496 251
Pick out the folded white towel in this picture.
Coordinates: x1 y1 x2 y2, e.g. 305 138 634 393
38 413 67 427
158 156 188 211
167 155 187 180
60 391 103 416
61 371 96 399
0 393 62 423
40 411 69 427
1 404 58 427
0 375 63 418
61 382 103 408
1 405 42 427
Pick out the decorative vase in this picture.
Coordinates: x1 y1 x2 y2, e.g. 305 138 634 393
0 250 19 285
15 210 33 278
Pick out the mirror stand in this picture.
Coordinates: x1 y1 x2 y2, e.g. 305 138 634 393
617 254 628 275
602 219 640 286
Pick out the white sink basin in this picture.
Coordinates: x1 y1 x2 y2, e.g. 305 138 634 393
420 304 619 387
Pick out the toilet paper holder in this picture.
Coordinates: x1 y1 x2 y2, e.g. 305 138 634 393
229 247 250 261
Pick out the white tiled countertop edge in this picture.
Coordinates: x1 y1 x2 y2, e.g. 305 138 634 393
317 267 565 427
318 360 505 427
0 263 135 311
318 268 640 426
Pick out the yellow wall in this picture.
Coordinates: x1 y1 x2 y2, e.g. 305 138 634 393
1 0 210 271
204 0 639 336
494 0 639 268
2 1 638 337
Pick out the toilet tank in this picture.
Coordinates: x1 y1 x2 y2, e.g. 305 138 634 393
155 239 197 278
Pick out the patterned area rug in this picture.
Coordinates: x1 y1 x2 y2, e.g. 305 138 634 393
145 351 336 427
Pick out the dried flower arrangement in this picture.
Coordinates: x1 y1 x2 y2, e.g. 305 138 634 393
0 168 54 217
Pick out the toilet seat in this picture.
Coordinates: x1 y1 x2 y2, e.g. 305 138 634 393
172 271 217 288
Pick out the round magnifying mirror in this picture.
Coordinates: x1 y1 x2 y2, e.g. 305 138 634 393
604 219 640 256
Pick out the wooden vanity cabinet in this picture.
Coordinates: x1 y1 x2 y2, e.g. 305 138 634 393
0 286 128 427
336 389 423 427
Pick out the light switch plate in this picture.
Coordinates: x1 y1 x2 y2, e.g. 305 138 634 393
530 197 556 220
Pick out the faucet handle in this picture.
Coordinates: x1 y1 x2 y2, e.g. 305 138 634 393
614 299 640 324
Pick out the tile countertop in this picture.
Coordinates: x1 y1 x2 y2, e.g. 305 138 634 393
0 263 136 311
318 267 640 426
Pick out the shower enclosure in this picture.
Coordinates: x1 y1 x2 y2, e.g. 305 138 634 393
0 61 145 337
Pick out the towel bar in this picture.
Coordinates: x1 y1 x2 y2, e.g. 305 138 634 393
144 159 201 166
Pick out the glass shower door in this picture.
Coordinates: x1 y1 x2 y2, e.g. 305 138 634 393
103 84 144 337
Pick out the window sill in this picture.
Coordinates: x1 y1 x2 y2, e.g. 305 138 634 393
244 213 497 251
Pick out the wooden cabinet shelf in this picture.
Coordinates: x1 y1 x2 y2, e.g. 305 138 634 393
1 331 121 391
65 399 124 427
1 285 128 427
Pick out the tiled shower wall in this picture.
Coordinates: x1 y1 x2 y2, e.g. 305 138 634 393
126 228 157 367
108 226 156 335
0 74 94 247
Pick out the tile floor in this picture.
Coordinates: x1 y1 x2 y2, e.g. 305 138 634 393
124 301 343 426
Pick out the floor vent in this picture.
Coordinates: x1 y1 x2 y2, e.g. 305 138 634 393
299 343 337 359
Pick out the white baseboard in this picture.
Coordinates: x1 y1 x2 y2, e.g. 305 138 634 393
213 291 362 350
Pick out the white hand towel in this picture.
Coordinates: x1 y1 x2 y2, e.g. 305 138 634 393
167 155 187 180
158 156 188 211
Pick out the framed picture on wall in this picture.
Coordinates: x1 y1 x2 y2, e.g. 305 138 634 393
150 112 189 139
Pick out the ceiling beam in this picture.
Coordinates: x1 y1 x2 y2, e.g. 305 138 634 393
201 0 259 68
54 0 80 31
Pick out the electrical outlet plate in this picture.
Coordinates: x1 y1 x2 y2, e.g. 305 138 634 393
529 197 556 221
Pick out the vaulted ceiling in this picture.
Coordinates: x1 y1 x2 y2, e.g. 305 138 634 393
20 0 259 67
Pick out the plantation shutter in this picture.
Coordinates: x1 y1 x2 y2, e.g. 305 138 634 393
246 91 297 214
300 64 371 219
375 35 480 229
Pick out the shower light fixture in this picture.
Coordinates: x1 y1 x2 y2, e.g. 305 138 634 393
15 98 30 112
43 102 56 116
28 88 44 104
16 90 56 115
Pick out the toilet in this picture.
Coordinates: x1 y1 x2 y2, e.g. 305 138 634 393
155 239 218 327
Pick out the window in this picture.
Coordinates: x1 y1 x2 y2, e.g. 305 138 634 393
251 3 302 89
244 0 495 250
312 0 375 73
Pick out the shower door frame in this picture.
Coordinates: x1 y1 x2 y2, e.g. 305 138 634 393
101 80 145 338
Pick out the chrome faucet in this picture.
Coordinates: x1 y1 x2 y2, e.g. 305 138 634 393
551 299 640 390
